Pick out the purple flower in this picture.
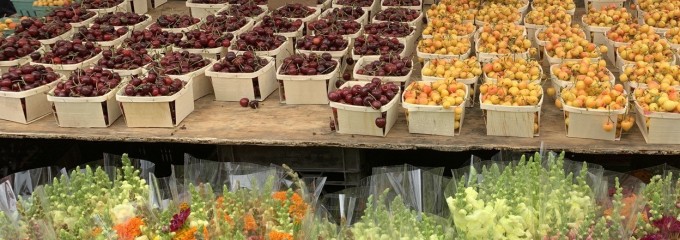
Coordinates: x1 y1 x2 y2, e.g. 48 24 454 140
169 208 191 232
640 233 665 240
653 216 680 235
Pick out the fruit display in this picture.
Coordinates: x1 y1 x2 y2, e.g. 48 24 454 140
147 51 210 75
72 24 129 42
363 22 413 37
480 80 543 106
278 53 338 75
0 65 60 92
382 0 420 6
232 30 287 51
551 58 613 86
482 57 542 82
122 74 185 96
0 36 42 61
308 19 361 35
93 12 149 27
582 6 633 27
199 15 249 33
525 6 572 26
545 36 606 59
559 80 627 110
536 23 585 43
97 48 153 70
634 82 680 113
353 35 404 56
532 0 575 12
123 26 183 50
356 54 412 77
255 16 304 34
33 0 71 6
296 35 349 52
426 3 477 22
475 4 521 24
404 79 467 110
80 0 123 9
14 18 72 40
321 7 365 21
422 57 481 80
328 78 399 110
606 23 660 43
212 51 269 73
53 67 123 97
484 0 526 9
476 23 526 41
150 14 200 29
271 4 317 19
336 0 374 7
190 0 228 3
45 5 97 24
422 21 475 37
0 18 16 31
227 0 266 4
665 27 680 45
32 40 102 65
417 34 470 55
620 61 680 87
218 3 265 18
617 39 673 63
374 8 420 23
644 9 680 29
476 23 532 55
177 30 233 49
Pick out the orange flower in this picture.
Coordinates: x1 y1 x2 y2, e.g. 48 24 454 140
273 191 308 223
180 202 190 211
244 213 257 232
203 226 209 240
225 213 234 225
91 227 102 237
268 230 293 240
173 226 197 240
114 217 144 240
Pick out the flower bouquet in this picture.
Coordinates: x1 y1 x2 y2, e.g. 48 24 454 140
591 171 645 240
635 169 680 239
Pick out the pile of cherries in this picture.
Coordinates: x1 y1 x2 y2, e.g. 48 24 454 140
271 3 316 18
97 48 152 70
256 16 303 33
151 14 200 29
328 78 398 128
296 35 348 51
355 54 411 76
46 4 96 24
353 35 404 56
336 0 373 7
382 0 420 6
0 65 60 92
123 73 184 97
279 53 338 76
374 8 420 22
14 18 72 40
53 66 123 97
232 30 286 51
308 19 361 35
177 30 233 49
94 12 148 27
228 0 266 4
219 3 264 18
212 51 269 73
364 22 413 37
124 26 183 50
199 15 248 33
321 7 365 21
147 51 210 75
81 0 124 9
0 36 42 61
72 24 128 42
32 40 102 65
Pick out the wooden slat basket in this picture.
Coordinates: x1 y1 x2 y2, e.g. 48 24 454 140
402 82 468 136
205 56 278 101
330 80 401 137
116 80 195 128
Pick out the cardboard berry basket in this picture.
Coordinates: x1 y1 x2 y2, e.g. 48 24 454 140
603 33 630 64
310 24 364 43
172 45 227 60
666 32 680 51
269 23 304 39
474 39 530 63
480 91 544 138
350 36 408 61
0 46 44 73
416 43 472 60
0 75 63 124
402 82 468 136
205 56 277 101
227 18 254 37
276 58 340 104
296 41 351 60
379 0 421 11
38 27 75 47
544 48 601 66
352 55 413 88
46 80 125 128
317 0 332 10
549 63 615 94
116 80 195 128
421 60 479 107
330 80 401 137
87 1 131 14
332 0 380 19
161 58 216 100
319 7 370 26
582 15 611 45
561 98 628 141
633 95 680 144
109 14 153 31
530 2 574 15
585 0 626 13
282 6 322 27
615 48 676 74
157 20 203 34
217 5 267 22
69 11 99 28
32 52 104 76
186 0 229 19
105 63 151 77
95 30 132 50
523 18 551 48
372 10 424 35
229 39 294 69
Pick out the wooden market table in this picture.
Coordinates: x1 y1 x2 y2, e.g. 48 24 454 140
0 90 677 155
